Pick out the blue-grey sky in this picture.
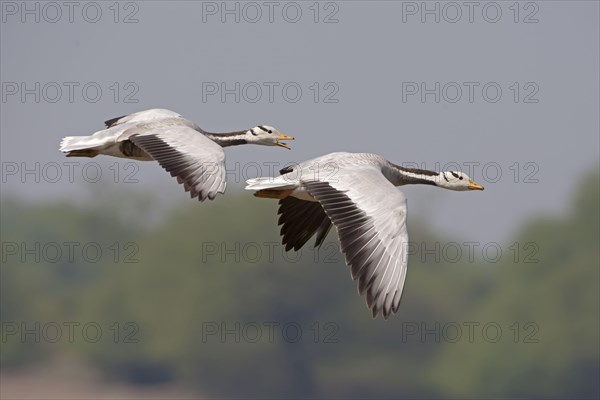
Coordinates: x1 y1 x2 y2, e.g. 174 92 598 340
1 1 598 243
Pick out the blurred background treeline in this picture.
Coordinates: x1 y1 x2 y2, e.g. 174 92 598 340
1 169 598 399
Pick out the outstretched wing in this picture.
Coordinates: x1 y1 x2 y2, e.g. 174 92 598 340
129 124 226 201
302 166 409 319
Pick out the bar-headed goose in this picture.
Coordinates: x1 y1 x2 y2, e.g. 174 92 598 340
59 108 293 201
245 152 484 319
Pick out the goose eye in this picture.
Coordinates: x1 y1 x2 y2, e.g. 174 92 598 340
268 130 272 133
459 176 463 180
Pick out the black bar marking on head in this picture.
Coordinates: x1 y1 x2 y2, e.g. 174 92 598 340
250 129 258 136
451 172 459 179
258 126 269 132
443 172 449 182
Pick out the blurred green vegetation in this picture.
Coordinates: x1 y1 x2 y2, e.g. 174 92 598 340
1 170 598 398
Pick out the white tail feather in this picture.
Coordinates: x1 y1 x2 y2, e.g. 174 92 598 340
245 176 294 191
59 136 105 152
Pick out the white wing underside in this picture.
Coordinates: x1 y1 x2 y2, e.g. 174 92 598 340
301 165 409 319
128 123 227 201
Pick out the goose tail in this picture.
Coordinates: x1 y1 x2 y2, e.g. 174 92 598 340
245 176 293 191
59 136 106 157
60 136 103 151
246 176 297 199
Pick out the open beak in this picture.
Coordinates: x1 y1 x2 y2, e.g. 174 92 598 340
468 180 484 191
276 134 294 150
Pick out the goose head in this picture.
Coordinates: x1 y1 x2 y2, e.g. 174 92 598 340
246 125 294 149
438 171 484 191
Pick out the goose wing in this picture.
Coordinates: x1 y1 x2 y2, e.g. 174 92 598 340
104 108 182 128
302 166 409 319
278 196 333 251
128 123 226 201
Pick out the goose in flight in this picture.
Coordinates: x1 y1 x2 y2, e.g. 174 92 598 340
245 152 484 319
59 108 293 201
